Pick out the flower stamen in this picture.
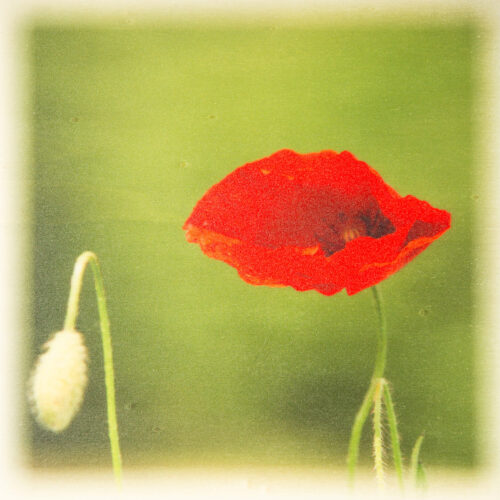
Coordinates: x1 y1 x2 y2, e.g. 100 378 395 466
343 228 361 242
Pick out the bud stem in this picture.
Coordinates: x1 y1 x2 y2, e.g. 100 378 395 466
63 251 123 487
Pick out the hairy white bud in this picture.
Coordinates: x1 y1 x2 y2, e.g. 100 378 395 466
29 330 88 432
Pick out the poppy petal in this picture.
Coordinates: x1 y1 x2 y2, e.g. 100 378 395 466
184 150 451 295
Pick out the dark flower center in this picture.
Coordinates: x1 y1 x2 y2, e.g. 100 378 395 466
251 188 395 255
315 204 395 257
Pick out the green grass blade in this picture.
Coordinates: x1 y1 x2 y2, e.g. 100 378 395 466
410 434 425 489
383 382 404 490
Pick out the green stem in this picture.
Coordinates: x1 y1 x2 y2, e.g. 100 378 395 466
63 251 123 487
347 286 388 486
372 379 385 489
370 286 387 380
383 382 404 489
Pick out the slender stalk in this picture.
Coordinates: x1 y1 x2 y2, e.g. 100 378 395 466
372 378 385 489
64 253 89 331
383 382 404 489
371 286 387 380
347 285 388 486
63 251 123 487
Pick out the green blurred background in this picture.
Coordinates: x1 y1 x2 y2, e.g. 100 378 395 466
28 18 477 469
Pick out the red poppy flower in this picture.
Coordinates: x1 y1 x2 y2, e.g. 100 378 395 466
183 149 451 296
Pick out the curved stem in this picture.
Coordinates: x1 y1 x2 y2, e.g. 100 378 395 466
64 251 123 487
347 285 388 486
64 253 90 331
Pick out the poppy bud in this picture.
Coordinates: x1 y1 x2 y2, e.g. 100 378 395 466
29 329 88 432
